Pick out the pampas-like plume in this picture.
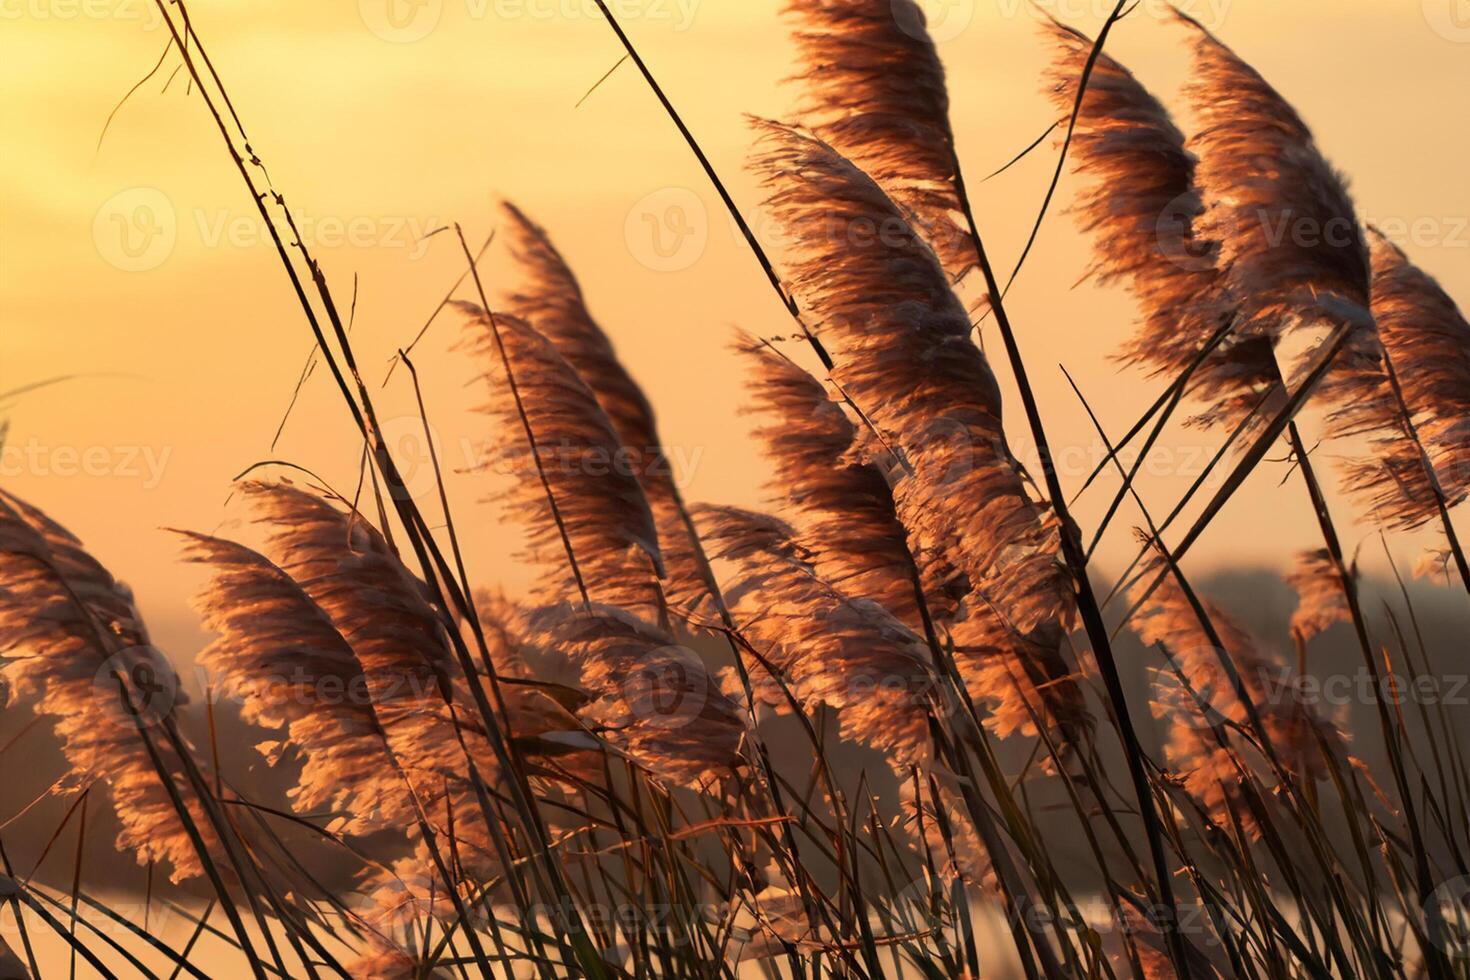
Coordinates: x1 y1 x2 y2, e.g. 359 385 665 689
1175 10 1372 342
499 202 713 619
458 305 666 620
784 0 971 276
0 491 208 883
1415 548 1454 584
238 481 507 881
343 940 450 980
1326 233 1470 528
896 769 988 884
749 120 1084 739
1285 548 1352 644
178 531 409 834
945 610 1086 742
750 118 1070 634
692 503 936 765
1130 557 1343 835
1108 903 1185 980
522 603 745 789
734 331 959 627
1040 16 1277 430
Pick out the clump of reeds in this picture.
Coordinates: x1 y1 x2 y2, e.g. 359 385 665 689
7 0 1470 977
783 0 972 276
0 492 210 885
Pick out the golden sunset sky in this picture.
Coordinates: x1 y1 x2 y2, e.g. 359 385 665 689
3 0 1468 657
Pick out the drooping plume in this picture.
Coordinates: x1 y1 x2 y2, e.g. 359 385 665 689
1285 549 1352 644
343 941 451 980
0 491 210 883
522 602 745 789
1131 556 1344 835
1326 233 1470 528
179 531 410 834
1040 15 1277 430
1175 10 1372 345
749 119 1082 739
693 503 936 765
458 306 666 620
784 0 972 277
945 609 1087 742
735 330 957 627
499 202 714 619
238 480 507 881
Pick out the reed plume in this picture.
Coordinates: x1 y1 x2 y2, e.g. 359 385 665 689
458 305 666 620
344 940 449 980
1285 548 1352 644
522 603 745 789
749 119 1082 740
238 481 509 884
499 202 713 618
1108 903 1184 980
1040 15 1277 430
783 0 971 277
1174 10 1373 346
0 491 209 883
1131 556 1342 835
178 530 410 834
692 503 936 765
734 330 959 627
897 770 987 883
1326 232 1470 529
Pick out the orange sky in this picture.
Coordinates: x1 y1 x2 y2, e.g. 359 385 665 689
3 0 1468 658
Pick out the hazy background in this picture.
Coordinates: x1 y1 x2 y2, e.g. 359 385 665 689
3 0 1470 905
4 0 1468 656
